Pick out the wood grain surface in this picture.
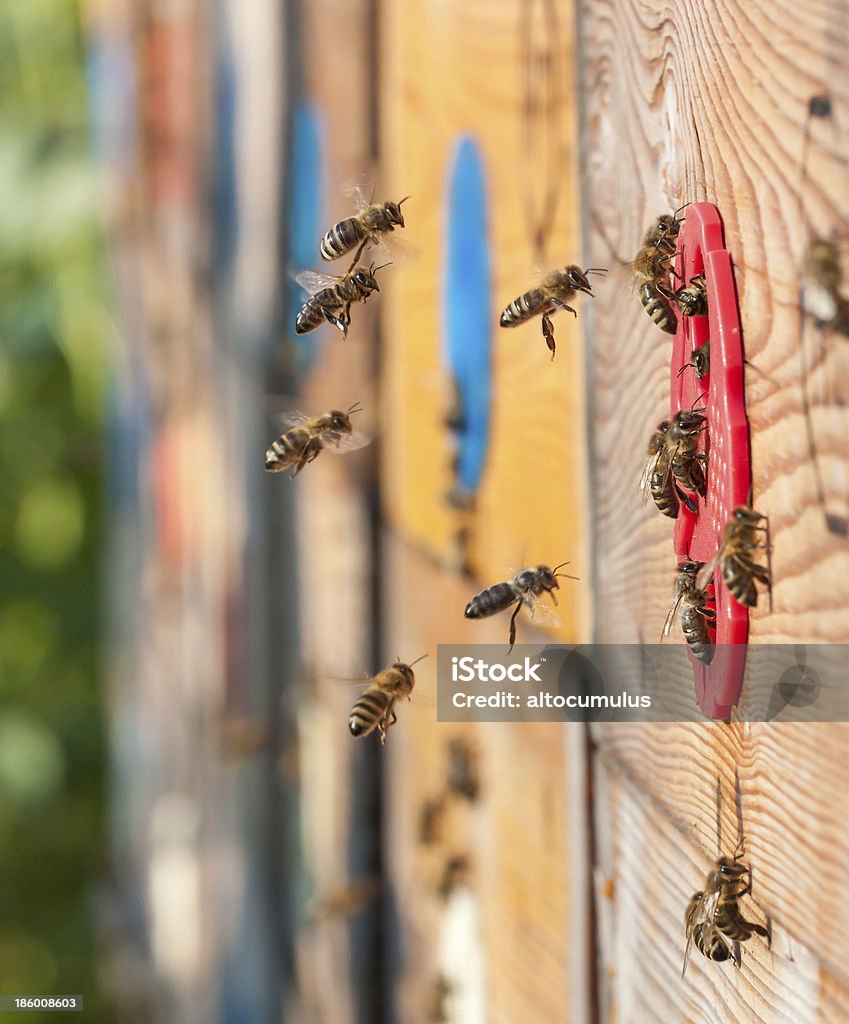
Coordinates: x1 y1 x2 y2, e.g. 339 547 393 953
578 0 849 1020
380 0 590 645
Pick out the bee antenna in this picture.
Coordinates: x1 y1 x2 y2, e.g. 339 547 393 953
552 561 571 573
398 195 412 205
690 391 708 409
584 267 608 275
371 261 392 275
677 362 692 378
408 654 429 668
673 202 691 220
347 401 364 416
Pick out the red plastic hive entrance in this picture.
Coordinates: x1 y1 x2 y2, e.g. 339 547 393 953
670 203 750 721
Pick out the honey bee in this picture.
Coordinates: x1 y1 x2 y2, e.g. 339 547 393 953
696 506 771 608
446 738 480 801
293 263 387 337
663 560 716 665
683 842 769 976
348 655 428 745
319 194 409 265
499 265 605 359
633 213 681 334
675 274 708 317
678 340 711 380
464 563 577 651
802 238 849 336
666 408 708 499
640 420 697 519
264 403 367 477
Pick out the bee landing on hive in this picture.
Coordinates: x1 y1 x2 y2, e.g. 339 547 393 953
499 265 606 359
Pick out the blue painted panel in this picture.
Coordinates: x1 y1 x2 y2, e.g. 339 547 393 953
444 137 492 496
288 103 324 373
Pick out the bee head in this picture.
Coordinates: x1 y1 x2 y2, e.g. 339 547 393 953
386 196 410 227
658 419 671 434
733 505 763 526
679 560 703 576
673 409 706 432
655 213 680 241
393 653 427 691
329 410 353 433
353 266 375 290
565 265 596 296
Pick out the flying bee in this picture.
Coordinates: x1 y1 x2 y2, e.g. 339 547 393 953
683 842 770 976
264 403 367 477
320 194 410 266
499 265 605 359
663 560 716 664
633 213 681 334
678 340 711 380
464 562 578 651
802 238 849 336
293 262 388 337
696 506 772 608
666 408 708 499
348 655 428 745
640 419 697 519
675 274 708 317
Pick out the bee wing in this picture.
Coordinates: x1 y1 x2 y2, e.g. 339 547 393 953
662 589 685 640
270 409 312 432
639 446 666 504
523 592 562 629
695 545 725 594
323 429 372 455
682 890 719 978
292 269 340 295
343 179 374 211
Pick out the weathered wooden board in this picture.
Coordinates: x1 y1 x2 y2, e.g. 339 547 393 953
579 0 849 1020
380 0 590 645
382 534 587 1024
579 0 849 646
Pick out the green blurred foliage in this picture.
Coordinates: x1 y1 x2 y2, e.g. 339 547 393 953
0 1 115 1020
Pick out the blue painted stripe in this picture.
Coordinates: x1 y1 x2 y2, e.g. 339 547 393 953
444 137 492 495
288 102 324 373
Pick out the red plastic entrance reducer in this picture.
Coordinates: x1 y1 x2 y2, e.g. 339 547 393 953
670 203 751 721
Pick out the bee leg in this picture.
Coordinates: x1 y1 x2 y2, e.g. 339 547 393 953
323 309 348 334
345 239 370 275
541 315 557 360
674 482 698 513
507 599 524 653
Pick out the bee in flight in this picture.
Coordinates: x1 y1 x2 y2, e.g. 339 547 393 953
348 655 428 745
663 560 715 664
499 265 606 359
264 403 367 477
802 237 849 336
320 192 410 268
293 263 388 337
640 419 697 519
696 505 771 608
674 274 708 317
464 563 578 651
633 212 682 334
683 841 770 976
667 408 708 500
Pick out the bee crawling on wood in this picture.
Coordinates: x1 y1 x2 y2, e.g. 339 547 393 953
464 563 578 652
663 559 716 664
264 403 368 477
802 237 849 337
293 262 388 337
633 212 682 334
348 655 428 745
697 506 772 609
319 189 410 267
499 265 606 359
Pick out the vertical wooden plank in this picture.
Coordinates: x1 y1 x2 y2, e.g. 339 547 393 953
578 0 849 1019
380 0 590 644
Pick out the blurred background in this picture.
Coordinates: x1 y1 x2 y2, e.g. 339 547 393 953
4 0 849 1022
